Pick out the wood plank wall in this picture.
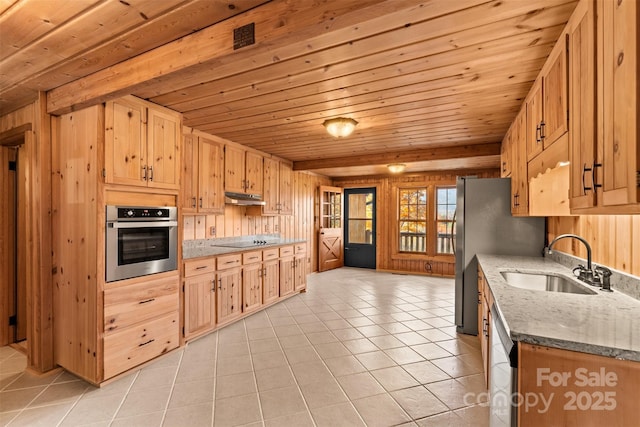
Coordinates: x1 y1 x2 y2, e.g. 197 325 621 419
548 215 640 277
335 169 500 276
0 96 54 372
183 171 332 273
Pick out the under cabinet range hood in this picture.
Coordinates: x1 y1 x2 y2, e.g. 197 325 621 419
224 192 266 206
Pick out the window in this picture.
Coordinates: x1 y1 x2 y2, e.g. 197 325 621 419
398 188 427 253
436 187 456 254
394 184 457 257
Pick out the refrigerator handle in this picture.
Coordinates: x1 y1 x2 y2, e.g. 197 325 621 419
451 210 456 254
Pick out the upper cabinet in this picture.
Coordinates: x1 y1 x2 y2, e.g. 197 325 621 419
224 145 263 196
568 0 639 213
526 35 568 162
263 157 293 215
596 0 639 209
510 107 530 216
182 130 224 214
105 96 181 190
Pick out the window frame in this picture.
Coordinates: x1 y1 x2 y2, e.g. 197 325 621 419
391 181 456 261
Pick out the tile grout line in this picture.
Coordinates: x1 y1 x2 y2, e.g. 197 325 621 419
158 347 185 426
265 301 318 427
107 369 141 427
242 317 267 426
6 368 68 426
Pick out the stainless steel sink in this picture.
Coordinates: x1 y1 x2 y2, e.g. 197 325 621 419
500 272 597 295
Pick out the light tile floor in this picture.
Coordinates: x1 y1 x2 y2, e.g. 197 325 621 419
0 267 489 426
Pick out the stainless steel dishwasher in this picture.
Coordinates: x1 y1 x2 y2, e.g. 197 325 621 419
490 304 518 427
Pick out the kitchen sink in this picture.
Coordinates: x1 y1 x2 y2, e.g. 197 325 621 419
500 272 597 295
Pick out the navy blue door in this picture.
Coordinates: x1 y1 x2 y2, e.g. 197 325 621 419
343 188 376 269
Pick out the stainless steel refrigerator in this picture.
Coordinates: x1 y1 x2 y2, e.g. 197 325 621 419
454 177 545 335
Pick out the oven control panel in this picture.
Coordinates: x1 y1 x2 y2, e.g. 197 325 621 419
117 207 171 219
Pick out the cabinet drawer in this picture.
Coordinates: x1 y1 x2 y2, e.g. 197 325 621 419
184 258 215 277
104 276 179 333
294 243 306 254
263 248 279 260
103 311 179 379
242 251 262 265
217 253 242 269
279 246 294 257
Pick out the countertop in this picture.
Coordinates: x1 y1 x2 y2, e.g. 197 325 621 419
183 238 307 260
477 254 640 361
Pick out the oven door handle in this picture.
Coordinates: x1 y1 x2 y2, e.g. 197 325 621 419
108 221 178 229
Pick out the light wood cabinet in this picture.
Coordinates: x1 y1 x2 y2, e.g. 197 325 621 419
103 272 180 380
505 107 529 216
224 145 263 196
105 95 181 190
595 0 639 209
526 36 568 162
182 132 224 214
263 157 293 215
293 243 307 292
279 256 295 297
183 257 217 339
477 265 490 387
242 251 263 314
500 131 512 178
262 248 280 304
216 254 243 326
518 342 640 426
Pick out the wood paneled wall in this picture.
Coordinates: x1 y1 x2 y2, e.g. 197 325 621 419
335 169 500 276
0 95 53 372
548 215 640 277
183 171 332 273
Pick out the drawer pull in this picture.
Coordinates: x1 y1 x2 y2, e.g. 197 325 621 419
138 298 156 305
195 265 207 270
224 260 236 264
139 339 155 347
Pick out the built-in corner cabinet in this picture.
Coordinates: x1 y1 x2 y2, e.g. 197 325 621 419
263 157 293 215
224 144 263 196
182 129 224 214
105 95 181 190
477 266 491 387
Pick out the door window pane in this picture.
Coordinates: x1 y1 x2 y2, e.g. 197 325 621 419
348 193 374 244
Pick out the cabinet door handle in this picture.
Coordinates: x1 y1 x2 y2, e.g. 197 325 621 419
141 165 147 181
148 165 154 181
199 197 203 208
218 278 222 290
592 163 603 189
139 339 155 347
211 280 216 292
582 163 592 193
191 197 197 208
540 121 546 140
502 161 506 172
535 125 542 144
138 298 155 305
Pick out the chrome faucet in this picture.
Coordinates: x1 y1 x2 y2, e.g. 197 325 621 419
546 234 598 286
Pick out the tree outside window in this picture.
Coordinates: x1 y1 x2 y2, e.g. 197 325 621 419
398 188 427 253
436 187 456 254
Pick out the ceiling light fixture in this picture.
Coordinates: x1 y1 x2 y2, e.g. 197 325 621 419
323 117 358 138
387 163 406 173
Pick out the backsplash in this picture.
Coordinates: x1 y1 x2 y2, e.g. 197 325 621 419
546 250 640 300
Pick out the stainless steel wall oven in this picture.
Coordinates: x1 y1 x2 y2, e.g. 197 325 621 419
106 205 178 282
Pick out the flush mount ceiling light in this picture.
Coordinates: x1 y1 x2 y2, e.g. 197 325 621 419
323 117 358 138
387 163 406 174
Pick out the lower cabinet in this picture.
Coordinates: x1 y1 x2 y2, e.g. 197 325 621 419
477 266 491 387
103 271 180 380
182 242 306 342
518 343 640 425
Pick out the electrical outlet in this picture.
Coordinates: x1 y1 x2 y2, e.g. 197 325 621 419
209 226 216 236
264 224 270 233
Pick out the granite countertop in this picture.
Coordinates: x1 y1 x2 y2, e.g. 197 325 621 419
476 254 640 361
183 237 307 259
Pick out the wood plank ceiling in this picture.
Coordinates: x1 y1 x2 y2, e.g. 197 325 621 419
1 0 577 177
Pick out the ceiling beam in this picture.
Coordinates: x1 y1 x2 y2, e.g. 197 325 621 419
292 142 501 170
